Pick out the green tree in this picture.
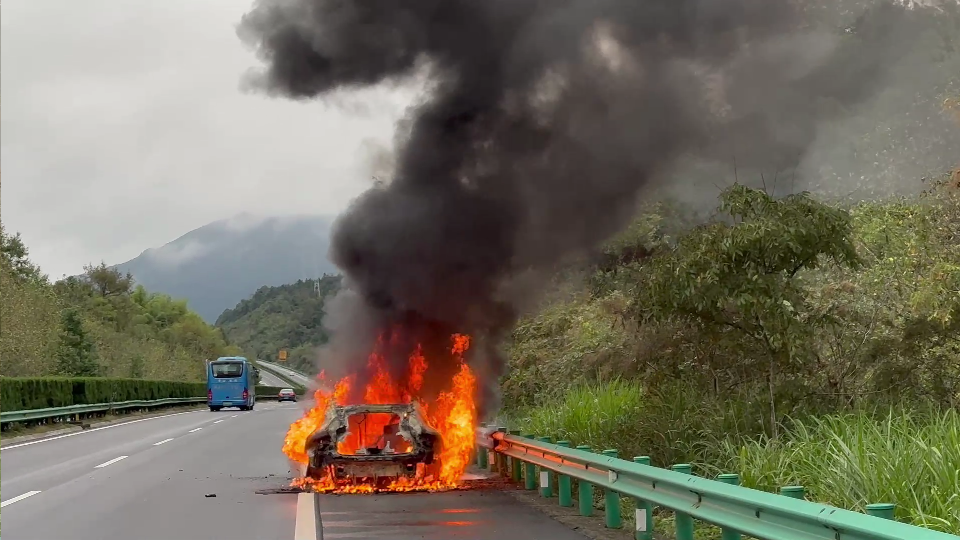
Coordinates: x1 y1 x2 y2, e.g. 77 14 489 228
1 223 46 283
632 185 862 436
56 308 101 376
83 262 134 298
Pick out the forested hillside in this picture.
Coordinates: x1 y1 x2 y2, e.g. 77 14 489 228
216 275 342 373
114 214 335 322
1 221 240 381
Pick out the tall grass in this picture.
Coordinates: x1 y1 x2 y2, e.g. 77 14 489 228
501 378 644 450
503 379 768 466
504 383 959 534
712 409 960 533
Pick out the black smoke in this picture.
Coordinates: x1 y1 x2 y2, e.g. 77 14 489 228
238 0 921 415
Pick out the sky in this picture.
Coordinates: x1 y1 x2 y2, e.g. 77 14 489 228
1 0 413 279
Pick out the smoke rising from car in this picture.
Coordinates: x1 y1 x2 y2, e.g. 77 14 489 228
238 0 923 415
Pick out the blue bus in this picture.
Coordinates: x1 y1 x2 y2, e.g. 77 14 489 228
207 356 257 411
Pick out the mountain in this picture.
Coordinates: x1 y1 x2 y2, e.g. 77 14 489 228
216 275 342 373
115 213 338 322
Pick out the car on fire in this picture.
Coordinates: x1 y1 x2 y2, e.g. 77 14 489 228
304 402 440 486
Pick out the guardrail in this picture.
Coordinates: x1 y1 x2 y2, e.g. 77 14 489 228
1 393 288 426
1 397 207 425
475 426 959 540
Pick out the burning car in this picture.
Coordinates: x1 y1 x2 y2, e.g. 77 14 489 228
304 401 441 487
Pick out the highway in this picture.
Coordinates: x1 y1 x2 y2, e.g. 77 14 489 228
259 361 312 386
0 401 592 540
258 367 289 388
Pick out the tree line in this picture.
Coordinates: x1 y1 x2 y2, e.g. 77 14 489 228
1 222 241 381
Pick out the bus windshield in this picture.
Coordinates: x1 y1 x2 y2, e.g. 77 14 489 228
211 362 244 378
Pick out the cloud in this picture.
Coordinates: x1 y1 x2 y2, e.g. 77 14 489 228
0 0 412 279
143 240 210 269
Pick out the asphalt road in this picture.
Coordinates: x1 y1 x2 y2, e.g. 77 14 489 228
259 361 311 386
259 368 289 388
0 401 591 540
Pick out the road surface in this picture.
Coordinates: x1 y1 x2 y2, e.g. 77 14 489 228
260 361 311 386
259 367 288 388
0 402 591 540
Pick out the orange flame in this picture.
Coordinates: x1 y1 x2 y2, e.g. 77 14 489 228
283 333 477 494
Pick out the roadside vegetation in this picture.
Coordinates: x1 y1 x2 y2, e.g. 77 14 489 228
216 275 342 374
0 220 241 382
501 175 960 533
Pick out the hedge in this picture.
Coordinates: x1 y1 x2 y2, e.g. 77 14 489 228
0 377 206 411
0 377 306 411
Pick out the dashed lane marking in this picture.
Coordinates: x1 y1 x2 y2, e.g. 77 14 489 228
189 427 202 433
1 491 42 508
153 438 174 446
94 456 128 468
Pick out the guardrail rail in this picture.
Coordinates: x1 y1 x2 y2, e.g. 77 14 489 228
1 392 289 427
475 426 960 540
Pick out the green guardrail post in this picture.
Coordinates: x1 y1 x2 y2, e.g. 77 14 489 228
866 503 896 520
602 449 622 529
509 430 522 482
780 486 805 499
632 456 654 540
537 436 554 497
576 445 594 517
717 474 742 540
672 464 695 540
522 433 537 490
557 441 573 507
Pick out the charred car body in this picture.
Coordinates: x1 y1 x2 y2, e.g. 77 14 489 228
305 402 440 485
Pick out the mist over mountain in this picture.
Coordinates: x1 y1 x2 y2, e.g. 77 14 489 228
114 213 336 322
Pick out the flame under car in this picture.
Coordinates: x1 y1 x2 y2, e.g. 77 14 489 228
305 402 441 486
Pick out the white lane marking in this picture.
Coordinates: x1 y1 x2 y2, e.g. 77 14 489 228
189 427 202 433
1 491 42 508
294 493 319 540
1 410 201 451
231 414 238 418
153 438 174 446
94 456 128 468
214 419 224 424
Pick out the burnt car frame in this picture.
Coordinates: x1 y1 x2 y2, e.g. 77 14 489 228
305 402 441 485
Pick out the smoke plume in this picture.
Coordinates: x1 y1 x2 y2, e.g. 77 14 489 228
238 0 923 415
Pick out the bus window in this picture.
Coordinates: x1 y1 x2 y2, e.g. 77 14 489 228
211 362 243 378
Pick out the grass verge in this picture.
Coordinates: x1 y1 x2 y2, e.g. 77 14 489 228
501 381 960 536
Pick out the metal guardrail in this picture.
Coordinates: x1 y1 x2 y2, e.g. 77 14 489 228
475 427 959 540
0 393 289 425
1 397 208 424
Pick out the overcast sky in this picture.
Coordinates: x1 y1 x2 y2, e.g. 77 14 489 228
1 0 412 279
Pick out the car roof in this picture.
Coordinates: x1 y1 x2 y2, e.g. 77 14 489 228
280 388 294 392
